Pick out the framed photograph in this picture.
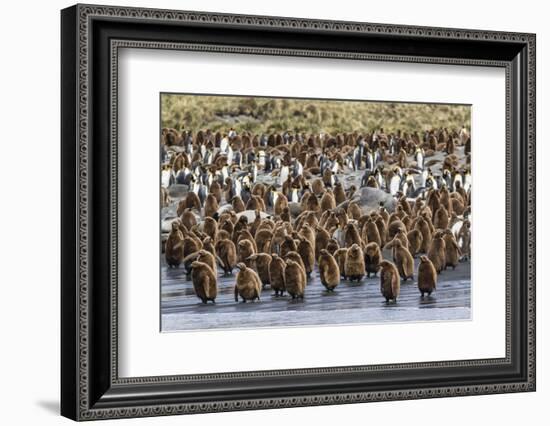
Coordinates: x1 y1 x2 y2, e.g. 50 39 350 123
61 4 536 421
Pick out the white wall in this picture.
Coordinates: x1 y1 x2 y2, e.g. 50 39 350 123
0 0 546 424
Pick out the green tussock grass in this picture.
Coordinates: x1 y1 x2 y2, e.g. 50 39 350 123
161 94 471 135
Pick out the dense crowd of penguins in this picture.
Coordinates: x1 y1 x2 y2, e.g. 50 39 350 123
161 126 471 304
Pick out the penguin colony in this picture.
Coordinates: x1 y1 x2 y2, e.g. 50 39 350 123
162 125 471 305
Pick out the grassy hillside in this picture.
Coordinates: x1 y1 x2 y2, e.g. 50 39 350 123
161 94 471 135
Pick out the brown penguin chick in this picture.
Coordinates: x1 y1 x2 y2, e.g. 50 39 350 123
417 255 437 297
298 223 316 251
363 218 381 247
280 235 298 257
379 260 400 303
231 196 245 213
257 218 276 233
344 222 362 248
378 204 390 224
216 229 231 243
357 214 371 235
326 238 340 255
375 216 388 246
185 191 202 211
450 196 465 216
398 196 412 217
274 191 288 216
176 199 187 217
269 254 286 296
297 237 315 279
251 182 267 199
165 222 185 267
322 211 339 233
344 243 365 282
237 227 257 248
180 208 197 231
202 216 218 241
300 191 312 212
311 178 325 196
388 238 414 281
305 192 321 215
458 220 471 259
439 186 453 214
237 239 256 267
284 259 306 300
285 250 306 275
183 235 202 261
397 148 408 168
215 238 237 275
401 215 413 231
388 219 407 240
320 189 336 211
255 228 273 253
442 229 461 270
280 206 291 222
190 261 218 304
234 263 262 303
318 249 340 291
393 229 410 250
247 253 272 288
407 229 424 257
347 202 362 220
202 237 216 257
454 181 469 205
445 137 455 154
415 216 433 253
209 180 222 204
333 182 346 205
426 190 440 221
269 226 287 255
335 210 352 238
434 205 450 230
249 210 262 237
246 195 265 212
390 205 407 223
297 210 319 230
333 247 348 279
366 175 379 188
219 216 235 236
230 218 247 247
203 194 219 218
314 225 331 260
427 231 447 274
413 198 425 217
183 249 218 276
364 242 382 278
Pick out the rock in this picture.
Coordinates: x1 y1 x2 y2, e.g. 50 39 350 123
216 204 234 216
161 203 178 219
161 216 178 233
167 184 189 199
359 187 396 213
237 210 272 222
288 202 302 217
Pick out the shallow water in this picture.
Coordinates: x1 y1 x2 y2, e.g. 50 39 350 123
161 255 471 332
